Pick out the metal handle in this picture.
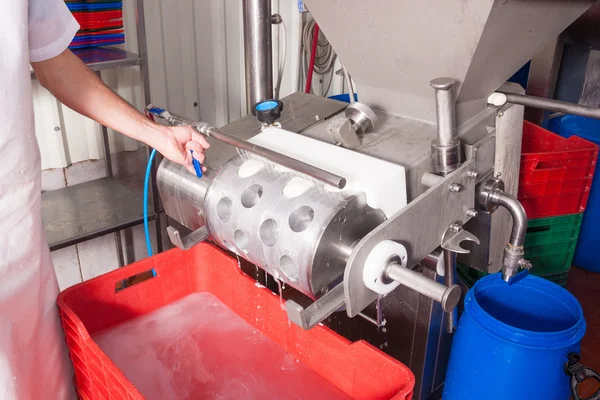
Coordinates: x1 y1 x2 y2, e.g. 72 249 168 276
565 353 600 400
499 91 600 121
285 283 345 330
167 225 210 251
384 262 461 312
146 105 347 189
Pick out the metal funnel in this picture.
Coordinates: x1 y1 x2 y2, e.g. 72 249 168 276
305 0 594 123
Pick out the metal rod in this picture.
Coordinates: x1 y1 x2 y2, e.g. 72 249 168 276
430 78 456 145
421 172 444 188
136 0 163 253
243 0 273 112
153 111 347 189
443 249 457 333
499 91 600 120
385 262 460 313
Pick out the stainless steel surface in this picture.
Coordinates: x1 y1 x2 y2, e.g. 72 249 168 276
430 78 456 146
344 160 476 317
327 117 362 149
385 262 461 313
167 225 209 250
579 50 600 109
204 155 384 298
525 37 564 125
243 0 273 110
422 248 444 276
303 108 439 201
461 97 525 273
478 177 505 213
500 91 600 120
442 249 457 333
431 77 460 176
440 222 480 254
151 108 347 189
285 284 345 330
431 139 461 176
42 177 148 251
345 102 377 134
305 0 593 122
31 47 142 80
157 159 213 231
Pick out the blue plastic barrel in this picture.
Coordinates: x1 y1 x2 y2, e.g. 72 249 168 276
444 273 586 400
549 115 600 272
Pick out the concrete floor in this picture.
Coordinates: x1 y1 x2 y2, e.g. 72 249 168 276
567 267 600 398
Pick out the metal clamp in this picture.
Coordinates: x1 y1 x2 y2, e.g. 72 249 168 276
167 225 210 251
565 353 600 400
285 283 345 330
441 221 480 254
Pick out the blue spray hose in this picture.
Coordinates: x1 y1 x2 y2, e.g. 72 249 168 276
144 148 158 276
143 107 203 277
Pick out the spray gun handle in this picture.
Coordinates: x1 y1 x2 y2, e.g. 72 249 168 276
190 150 203 178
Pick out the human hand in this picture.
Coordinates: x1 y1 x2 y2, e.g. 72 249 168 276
158 125 210 174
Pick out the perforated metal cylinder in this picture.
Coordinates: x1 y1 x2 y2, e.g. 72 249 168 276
205 156 385 298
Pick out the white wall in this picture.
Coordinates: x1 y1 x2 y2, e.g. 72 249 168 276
35 0 349 170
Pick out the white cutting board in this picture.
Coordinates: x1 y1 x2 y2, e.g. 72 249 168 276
248 127 407 217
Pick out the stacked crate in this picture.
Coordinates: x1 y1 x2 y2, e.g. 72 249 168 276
66 1 125 49
459 121 598 287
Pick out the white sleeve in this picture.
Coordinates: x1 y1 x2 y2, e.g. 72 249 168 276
28 0 80 62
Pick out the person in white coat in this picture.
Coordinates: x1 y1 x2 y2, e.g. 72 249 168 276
1 1 209 398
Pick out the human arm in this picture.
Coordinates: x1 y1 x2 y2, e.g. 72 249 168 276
31 49 209 170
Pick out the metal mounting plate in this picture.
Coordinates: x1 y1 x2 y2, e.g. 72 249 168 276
343 160 476 317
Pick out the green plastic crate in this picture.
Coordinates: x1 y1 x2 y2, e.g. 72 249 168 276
524 213 583 276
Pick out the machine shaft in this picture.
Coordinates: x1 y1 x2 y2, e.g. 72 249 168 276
499 91 600 120
385 262 461 313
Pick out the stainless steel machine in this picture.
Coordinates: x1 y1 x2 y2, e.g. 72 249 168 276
151 1 600 398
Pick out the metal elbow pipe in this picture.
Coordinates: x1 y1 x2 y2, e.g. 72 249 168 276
479 178 530 281
489 190 528 248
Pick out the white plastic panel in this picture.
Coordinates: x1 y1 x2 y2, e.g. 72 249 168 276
251 127 407 217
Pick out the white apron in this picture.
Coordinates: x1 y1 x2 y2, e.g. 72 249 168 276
0 1 78 398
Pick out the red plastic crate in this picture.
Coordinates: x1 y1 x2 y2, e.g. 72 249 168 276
57 244 415 400
518 121 599 218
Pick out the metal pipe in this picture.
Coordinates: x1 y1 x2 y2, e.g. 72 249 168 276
490 190 528 248
148 109 347 189
443 249 457 333
243 0 273 112
499 91 600 120
384 262 461 313
430 78 456 145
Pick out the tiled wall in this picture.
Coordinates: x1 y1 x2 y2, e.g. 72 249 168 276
43 148 170 291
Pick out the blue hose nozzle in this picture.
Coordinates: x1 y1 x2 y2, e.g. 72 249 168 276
190 150 203 178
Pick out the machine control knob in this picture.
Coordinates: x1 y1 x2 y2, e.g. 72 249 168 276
254 100 283 124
